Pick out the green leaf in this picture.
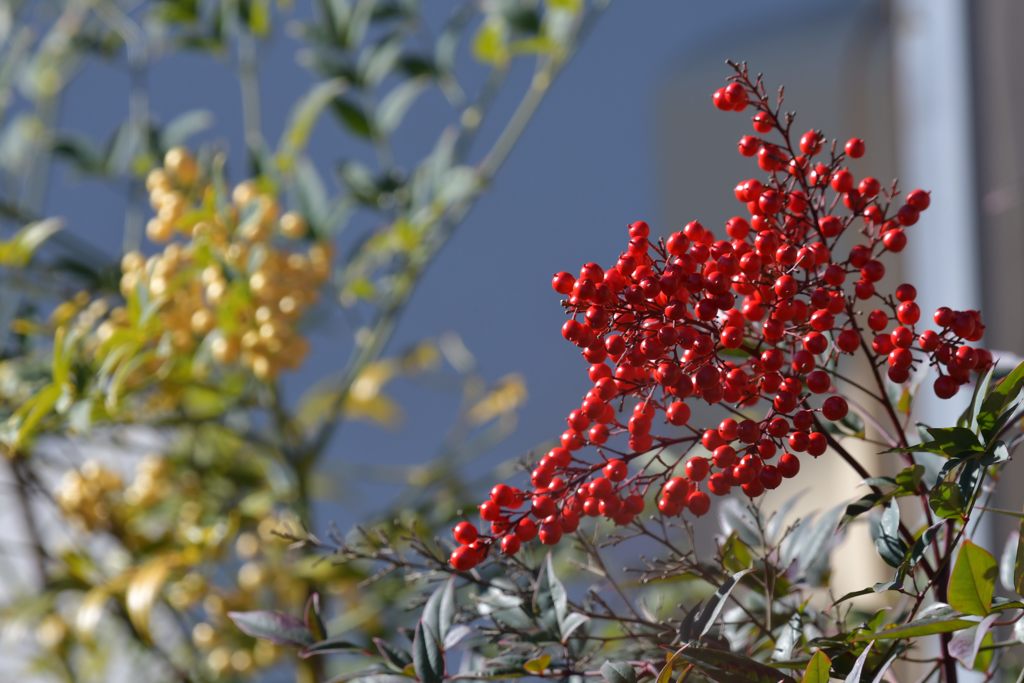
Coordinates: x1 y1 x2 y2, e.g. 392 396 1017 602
905 523 943 571
912 426 983 457
860 612 977 640
1017 520 1024 596
305 593 326 641
412 620 444 683
227 610 314 647
693 569 752 638
0 218 63 267
374 637 412 672
280 79 348 168
422 578 455 644
332 97 375 139
929 481 964 519
161 109 214 148
894 464 924 495
948 613 998 670
534 554 568 635
871 500 907 568
949 540 999 616
376 77 429 135
721 532 753 572
959 364 995 433
300 636 362 658
674 646 796 683
977 360 1024 437
844 642 871 683
600 660 637 683
801 650 831 683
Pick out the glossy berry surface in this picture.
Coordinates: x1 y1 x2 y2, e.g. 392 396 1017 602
449 64 989 570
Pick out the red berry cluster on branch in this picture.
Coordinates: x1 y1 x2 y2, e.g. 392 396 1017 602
449 64 990 572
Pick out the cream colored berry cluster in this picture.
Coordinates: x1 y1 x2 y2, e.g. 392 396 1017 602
96 147 331 381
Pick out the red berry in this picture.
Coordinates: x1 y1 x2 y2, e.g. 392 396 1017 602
799 130 822 155
897 301 921 325
831 169 854 192
822 396 849 421
490 483 518 507
500 535 521 555
897 205 919 226
686 491 710 516
778 452 800 478
685 456 710 481
895 283 917 302
479 500 501 521
516 517 538 541
867 309 888 331
724 82 748 109
552 272 574 295
707 472 732 495
453 521 479 545
538 523 562 545
934 375 959 399
882 229 907 252
666 401 691 425
752 111 772 133
806 370 831 394
906 189 931 211
603 459 628 482
844 138 865 158
450 545 479 571
836 329 860 353
738 135 760 157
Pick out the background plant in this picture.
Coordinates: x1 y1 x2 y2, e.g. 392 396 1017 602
0 1 607 681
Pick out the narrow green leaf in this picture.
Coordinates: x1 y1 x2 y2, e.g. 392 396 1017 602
300 636 362 658
871 500 907 568
860 614 977 641
1016 518 1024 596
422 578 455 644
844 642 871 683
694 569 752 638
600 660 637 683
376 78 429 135
801 650 830 683
280 79 348 166
332 97 375 139
304 593 326 641
412 620 444 683
0 218 62 267
227 610 313 647
977 360 1024 437
949 540 998 616
674 646 797 683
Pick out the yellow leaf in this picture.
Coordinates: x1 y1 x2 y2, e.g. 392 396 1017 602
467 374 527 426
126 557 175 642
75 588 110 640
0 218 62 267
472 19 509 67
656 654 676 683
524 654 551 674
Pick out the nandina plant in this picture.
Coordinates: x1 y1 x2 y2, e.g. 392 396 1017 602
450 63 989 571
234 63 1024 683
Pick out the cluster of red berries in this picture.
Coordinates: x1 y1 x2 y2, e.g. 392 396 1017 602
449 65 989 572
